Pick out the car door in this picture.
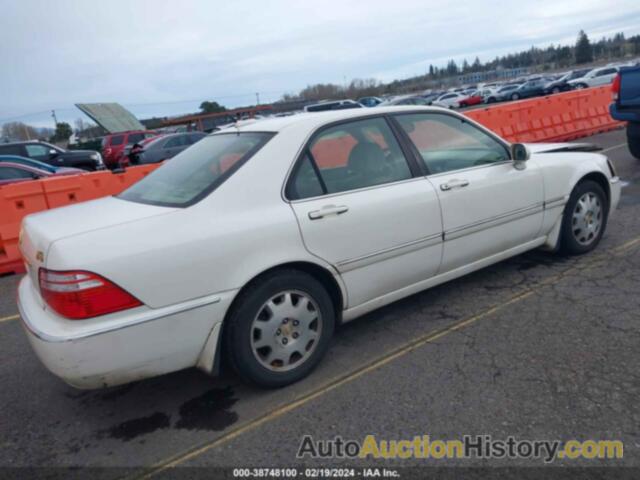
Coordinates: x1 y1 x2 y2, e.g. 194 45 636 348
393 112 544 272
287 116 443 308
592 68 617 86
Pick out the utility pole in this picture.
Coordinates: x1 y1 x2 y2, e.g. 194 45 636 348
51 110 58 127
255 92 260 105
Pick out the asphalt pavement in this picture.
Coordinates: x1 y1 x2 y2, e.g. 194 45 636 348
0 128 638 479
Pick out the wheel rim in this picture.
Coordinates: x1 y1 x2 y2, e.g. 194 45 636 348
572 192 603 246
250 290 322 372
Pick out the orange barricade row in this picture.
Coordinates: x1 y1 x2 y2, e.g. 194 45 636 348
0 86 624 276
0 164 160 275
466 85 623 143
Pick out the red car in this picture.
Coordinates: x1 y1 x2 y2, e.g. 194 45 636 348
458 92 484 108
0 162 84 186
101 130 159 168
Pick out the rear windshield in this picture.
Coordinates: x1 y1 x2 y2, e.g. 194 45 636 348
119 132 273 207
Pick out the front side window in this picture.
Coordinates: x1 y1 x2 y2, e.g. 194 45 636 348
288 117 412 200
24 144 49 158
119 132 272 207
395 113 510 174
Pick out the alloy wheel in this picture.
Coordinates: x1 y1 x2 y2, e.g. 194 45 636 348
571 192 603 246
250 290 322 372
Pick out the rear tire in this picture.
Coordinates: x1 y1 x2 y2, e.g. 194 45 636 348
224 270 335 388
552 87 561 94
559 180 608 255
627 122 640 160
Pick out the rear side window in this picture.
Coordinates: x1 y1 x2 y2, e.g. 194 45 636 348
127 133 145 144
119 132 272 207
0 167 35 180
110 135 124 146
0 145 24 155
287 117 412 199
164 136 188 148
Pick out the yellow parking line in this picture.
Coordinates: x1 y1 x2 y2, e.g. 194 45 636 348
0 314 19 324
136 234 640 478
601 142 627 153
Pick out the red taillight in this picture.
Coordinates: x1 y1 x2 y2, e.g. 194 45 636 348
612 73 621 101
38 269 142 320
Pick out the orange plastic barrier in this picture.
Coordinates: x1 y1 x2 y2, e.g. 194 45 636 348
0 164 160 275
466 85 623 143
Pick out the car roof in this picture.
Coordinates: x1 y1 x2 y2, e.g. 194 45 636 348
226 106 454 134
0 140 45 146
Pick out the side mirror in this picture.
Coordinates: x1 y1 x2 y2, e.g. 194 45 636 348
511 143 530 170
49 149 58 157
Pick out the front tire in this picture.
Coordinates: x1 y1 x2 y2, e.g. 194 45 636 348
511 93 519 101
224 270 335 388
559 180 608 255
627 122 640 160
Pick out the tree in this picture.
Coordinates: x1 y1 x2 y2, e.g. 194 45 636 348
51 122 72 142
472 56 481 70
575 30 593 64
199 101 226 114
1 121 39 141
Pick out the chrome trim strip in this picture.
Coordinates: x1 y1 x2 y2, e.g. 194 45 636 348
336 233 442 273
20 294 221 344
544 195 568 210
445 203 544 241
288 177 424 204
426 160 513 179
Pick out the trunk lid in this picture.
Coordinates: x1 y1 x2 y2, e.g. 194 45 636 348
20 196 176 280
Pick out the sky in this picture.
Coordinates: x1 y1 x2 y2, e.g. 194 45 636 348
1 0 639 128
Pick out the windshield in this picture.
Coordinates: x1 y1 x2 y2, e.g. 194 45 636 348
119 132 273 207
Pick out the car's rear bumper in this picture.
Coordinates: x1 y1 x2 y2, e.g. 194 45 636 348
609 103 640 123
18 275 236 389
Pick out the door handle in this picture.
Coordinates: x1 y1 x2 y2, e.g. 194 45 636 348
308 205 349 220
440 179 469 191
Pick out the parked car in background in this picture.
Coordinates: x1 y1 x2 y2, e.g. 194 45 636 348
304 100 362 112
0 155 63 171
483 84 522 103
357 97 383 107
0 160 83 186
422 92 444 104
610 66 640 159
432 92 465 109
509 78 550 100
378 95 430 106
568 66 619 90
18 106 620 389
544 69 592 94
101 130 159 168
458 91 484 107
0 141 104 171
128 132 207 164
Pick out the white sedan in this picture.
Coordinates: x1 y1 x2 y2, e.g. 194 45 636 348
431 92 465 109
18 107 621 389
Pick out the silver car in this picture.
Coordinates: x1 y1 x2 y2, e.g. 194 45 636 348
130 132 207 164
